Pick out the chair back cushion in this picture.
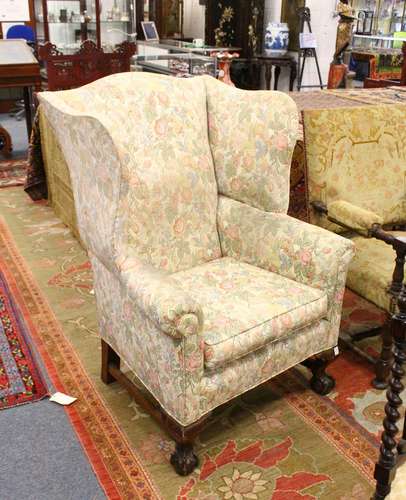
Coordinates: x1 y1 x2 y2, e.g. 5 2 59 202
304 104 406 229
204 76 299 213
39 73 221 272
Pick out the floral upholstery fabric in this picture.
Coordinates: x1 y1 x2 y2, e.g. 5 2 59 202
171 257 328 370
205 76 299 213
328 200 383 236
347 232 405 312
39 73 354 427
39 73 221 273
116 251 203 339
304 104 406 232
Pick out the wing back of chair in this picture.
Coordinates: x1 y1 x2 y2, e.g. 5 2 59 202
304 104 406 231
39 73 221 272
204 76 299 213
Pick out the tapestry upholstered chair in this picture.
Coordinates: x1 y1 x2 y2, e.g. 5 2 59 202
303 103 406 389
39 73 354 475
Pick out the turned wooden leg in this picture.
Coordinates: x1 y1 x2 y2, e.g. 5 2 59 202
274 65 281 90
374 286 406 500
302 350 336 396
101 339 120 385
373 321 393 390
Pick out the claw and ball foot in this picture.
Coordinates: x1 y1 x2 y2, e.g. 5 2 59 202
303 355 336 396
170 443 198 476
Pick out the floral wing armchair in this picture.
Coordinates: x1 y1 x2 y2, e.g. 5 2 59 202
304 104 406 388
39 73 354 475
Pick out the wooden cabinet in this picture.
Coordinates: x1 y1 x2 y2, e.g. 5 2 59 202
205 0 264 58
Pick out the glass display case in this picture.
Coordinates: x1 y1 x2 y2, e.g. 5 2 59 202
34 0 136 53
351 0 406 35
134 52 217 77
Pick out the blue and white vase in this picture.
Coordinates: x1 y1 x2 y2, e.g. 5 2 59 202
264 22 289 56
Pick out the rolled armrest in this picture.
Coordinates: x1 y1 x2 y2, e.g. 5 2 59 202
327 200 383 236
116 253 203 339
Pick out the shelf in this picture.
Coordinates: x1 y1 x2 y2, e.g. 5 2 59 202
37 20 130 24
353 34 406 41
38 21 82 25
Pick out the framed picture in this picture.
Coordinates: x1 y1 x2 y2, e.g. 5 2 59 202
141 21 160 41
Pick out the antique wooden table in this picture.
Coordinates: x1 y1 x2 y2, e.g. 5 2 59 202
256 54 298 91
0 39 41 141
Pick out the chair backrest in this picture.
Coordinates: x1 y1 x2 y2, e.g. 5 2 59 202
38 73 221 272
304 104 406 230
6 25 35 42
39 73 299 273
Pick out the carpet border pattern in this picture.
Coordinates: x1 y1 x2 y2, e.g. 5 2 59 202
0 218 161 500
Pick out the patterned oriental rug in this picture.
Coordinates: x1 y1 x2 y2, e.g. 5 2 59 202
0 187 405 499
0 269 47 409
0 159 27 188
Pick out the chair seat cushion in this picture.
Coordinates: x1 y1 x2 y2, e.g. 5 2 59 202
346 231 406 312
171 258 328 369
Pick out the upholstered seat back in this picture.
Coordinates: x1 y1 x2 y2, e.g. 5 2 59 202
304 104 406 229
204 76 299 213
39 73 221 272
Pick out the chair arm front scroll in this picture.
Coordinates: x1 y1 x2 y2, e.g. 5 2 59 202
327 200 384 236
116 253 204 339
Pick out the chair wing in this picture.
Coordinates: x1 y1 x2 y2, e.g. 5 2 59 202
38 92 121 266
204 76 299 213
39 73 222 273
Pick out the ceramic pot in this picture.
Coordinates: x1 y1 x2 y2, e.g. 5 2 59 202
264 22 289 56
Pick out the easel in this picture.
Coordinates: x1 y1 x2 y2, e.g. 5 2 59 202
297 7 324 91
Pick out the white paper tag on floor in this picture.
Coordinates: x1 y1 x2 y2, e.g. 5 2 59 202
49 392 77 406
334 346 339 356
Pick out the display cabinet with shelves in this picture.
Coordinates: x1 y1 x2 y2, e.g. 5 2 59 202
34 0 136 53
351 0 406 35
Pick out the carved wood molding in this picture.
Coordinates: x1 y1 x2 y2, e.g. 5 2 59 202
38 41 136 91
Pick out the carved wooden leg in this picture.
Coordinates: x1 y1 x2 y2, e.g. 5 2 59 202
374 286 406 500
101 339 120 385
290 62 298 91
170 442 198 476
274 65 281 90
302 350 336 396
373 321 393 390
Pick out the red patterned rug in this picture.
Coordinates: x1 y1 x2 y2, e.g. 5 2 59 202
0 268 47 409
0 159 27 188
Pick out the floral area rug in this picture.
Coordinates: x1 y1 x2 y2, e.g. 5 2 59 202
0 159 27 188
0 267 47 409
1 186 405 499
